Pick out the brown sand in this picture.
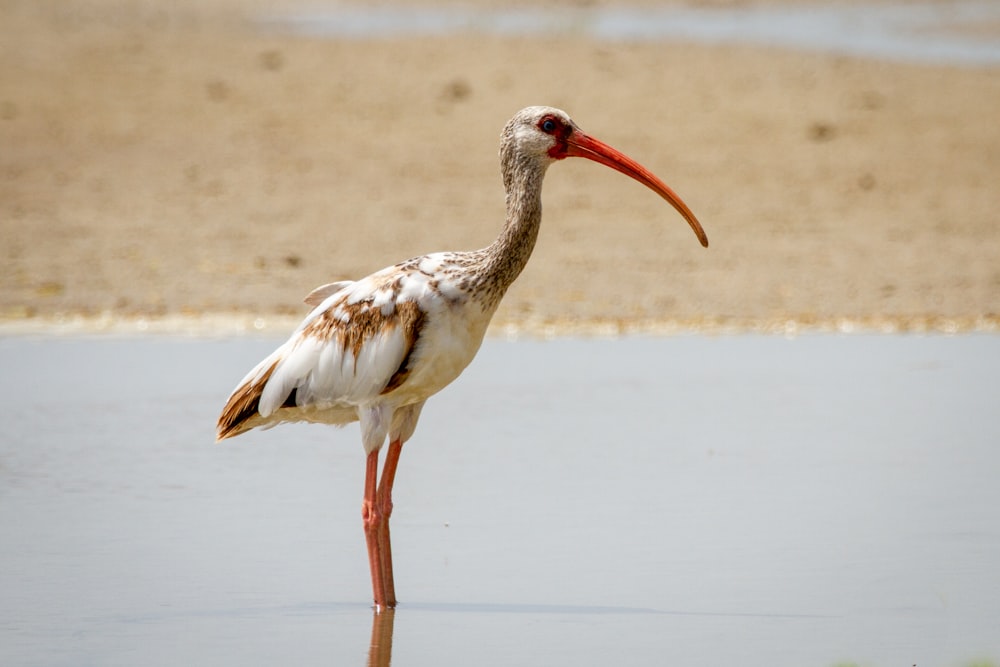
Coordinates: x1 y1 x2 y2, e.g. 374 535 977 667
2 1 999 335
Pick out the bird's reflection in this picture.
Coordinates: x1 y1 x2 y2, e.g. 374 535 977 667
366 609 395 667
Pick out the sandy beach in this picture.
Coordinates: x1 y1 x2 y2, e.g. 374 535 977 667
2 0 998 334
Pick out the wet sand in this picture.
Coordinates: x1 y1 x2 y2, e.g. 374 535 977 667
2 1 999 335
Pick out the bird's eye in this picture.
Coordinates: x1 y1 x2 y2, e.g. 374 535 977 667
540 118 558 134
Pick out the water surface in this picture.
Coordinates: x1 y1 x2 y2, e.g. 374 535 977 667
1 334 998 666
262 2 1000 66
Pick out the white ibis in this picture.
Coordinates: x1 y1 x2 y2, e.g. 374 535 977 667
217 106 708 611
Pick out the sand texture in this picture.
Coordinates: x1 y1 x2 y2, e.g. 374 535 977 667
2 1 998 334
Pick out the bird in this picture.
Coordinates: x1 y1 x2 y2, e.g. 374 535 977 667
216 106 708 611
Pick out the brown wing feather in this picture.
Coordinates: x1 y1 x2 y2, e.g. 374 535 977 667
217 296 426 441
216 360 281 441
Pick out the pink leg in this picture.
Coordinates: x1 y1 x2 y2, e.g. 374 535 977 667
362 449 387 610
375 438 403 607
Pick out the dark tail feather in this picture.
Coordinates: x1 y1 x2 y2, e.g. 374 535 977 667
216 360 279 441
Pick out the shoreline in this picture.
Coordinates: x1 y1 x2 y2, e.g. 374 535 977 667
3 313 996 339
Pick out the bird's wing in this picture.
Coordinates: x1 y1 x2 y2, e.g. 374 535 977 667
217 286 425 440
217 255 465 441
303 280 354 307
256 311 422 419
258 270 429 417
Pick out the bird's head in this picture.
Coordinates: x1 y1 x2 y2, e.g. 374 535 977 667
501 106 708 248
501 106 579 165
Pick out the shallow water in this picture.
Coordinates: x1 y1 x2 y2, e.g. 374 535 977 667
1 334 999 666
262 2 1000 66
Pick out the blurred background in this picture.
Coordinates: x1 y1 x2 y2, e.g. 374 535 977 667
1 0 998 333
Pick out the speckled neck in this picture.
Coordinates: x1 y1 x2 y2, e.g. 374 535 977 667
469 141 550 311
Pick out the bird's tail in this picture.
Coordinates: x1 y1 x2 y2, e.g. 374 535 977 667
216 357 280 441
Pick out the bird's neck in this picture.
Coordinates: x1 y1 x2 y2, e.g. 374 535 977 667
475 157 547 309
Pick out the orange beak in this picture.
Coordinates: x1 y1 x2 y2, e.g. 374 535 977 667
565 130 708 248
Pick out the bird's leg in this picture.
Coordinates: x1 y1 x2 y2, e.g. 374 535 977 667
362 448 388 610
375 437 404 608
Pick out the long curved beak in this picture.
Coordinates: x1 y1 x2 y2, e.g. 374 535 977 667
565 130 709 248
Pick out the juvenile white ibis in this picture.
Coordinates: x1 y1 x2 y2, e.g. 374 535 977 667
217 106 708 611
